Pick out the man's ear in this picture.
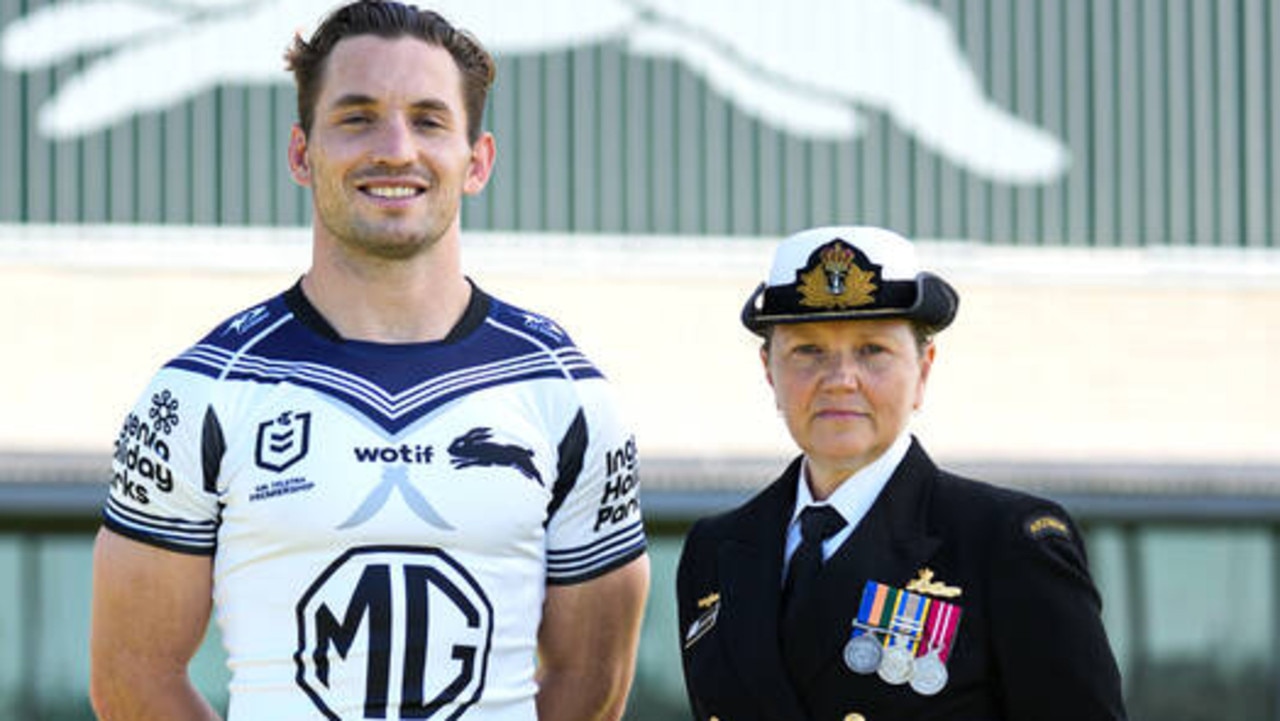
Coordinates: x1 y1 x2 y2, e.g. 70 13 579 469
463 131 496 196
287 125 311 186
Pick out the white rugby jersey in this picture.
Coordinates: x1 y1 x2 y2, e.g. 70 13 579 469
104 282 646 720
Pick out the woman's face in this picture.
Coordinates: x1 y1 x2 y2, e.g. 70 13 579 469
762 319 934 485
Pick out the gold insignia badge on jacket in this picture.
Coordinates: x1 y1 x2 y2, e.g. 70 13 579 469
684 592 721 649
906 567 962 599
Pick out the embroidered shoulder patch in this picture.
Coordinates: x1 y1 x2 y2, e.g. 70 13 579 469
1024 514 1071 540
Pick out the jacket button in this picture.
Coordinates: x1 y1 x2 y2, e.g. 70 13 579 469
845 714 867 721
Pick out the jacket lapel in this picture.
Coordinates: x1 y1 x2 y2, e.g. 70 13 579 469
715 458 812 721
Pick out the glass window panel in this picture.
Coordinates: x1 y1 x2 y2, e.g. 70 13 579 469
0 537 24 720
1129 525 1276 721
1140 527 1272 663
34 536 95 719
625 535 688 720
1085 524 1134 676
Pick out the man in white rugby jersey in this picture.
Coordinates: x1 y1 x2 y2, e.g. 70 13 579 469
89 2 649 718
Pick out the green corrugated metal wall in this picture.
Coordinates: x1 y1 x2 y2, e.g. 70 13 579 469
1 0 1277 246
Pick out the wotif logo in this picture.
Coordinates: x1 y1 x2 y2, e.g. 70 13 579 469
354 444 435 465
0 0 1068 184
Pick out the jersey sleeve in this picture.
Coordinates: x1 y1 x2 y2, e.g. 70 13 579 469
543 376 646 585
103 365 222 555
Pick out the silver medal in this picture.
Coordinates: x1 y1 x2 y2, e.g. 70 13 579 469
843 634 882 674
909 648 948 696
876 643 914 685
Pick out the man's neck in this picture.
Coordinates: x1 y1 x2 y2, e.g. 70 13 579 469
301 237 472 343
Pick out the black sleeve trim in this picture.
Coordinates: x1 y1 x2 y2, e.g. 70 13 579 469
100 517 217 557
546 543 647 586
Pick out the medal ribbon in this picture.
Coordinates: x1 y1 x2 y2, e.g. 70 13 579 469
921 599 962 662
876 585 902 647
852 581 879 639
852 581 895 638
889 591 930 653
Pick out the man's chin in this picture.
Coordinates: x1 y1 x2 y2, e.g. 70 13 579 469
345 228 439 259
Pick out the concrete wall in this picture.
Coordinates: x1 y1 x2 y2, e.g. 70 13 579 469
3 228 1278 471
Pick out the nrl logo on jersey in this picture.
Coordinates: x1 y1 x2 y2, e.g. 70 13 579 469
255 411 311 473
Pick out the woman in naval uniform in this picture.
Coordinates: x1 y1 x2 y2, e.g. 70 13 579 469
676 226 1128 721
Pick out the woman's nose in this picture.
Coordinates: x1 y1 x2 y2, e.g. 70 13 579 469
822 351 862 388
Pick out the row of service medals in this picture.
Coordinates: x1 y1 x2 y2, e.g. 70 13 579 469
842 580 962 696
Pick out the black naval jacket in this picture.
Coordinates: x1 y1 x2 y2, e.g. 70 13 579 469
676 439 1127 721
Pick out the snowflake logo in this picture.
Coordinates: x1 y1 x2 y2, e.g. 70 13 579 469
149 390 180 435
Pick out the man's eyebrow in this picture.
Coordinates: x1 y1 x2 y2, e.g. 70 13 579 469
409 98 452 114
327 93 377 111
325 95 454 115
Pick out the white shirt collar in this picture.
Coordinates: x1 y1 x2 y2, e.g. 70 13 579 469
781 432 912 579
790 430 914 533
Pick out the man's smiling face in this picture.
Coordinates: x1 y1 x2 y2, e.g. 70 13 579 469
289 34 493 260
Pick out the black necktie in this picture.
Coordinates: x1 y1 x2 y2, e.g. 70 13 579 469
779 505 846 704
781 505 846 625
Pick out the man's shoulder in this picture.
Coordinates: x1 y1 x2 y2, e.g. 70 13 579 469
156 290 292 378
482 292 579 350
187 290 291 351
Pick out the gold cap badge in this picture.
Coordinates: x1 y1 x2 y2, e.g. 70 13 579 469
797 240 878 309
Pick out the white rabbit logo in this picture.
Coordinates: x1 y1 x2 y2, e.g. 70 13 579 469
1 0 1069 184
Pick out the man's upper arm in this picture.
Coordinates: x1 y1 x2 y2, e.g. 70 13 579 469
90 527 217 719
536 554 650 720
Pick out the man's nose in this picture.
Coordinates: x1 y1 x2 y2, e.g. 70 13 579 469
370 115 416 165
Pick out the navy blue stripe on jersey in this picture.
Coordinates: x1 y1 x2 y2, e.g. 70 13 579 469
103 496 218 554
546 520 646 585
545 410 588 527
164 289 604 434
169 344 601 435
201 406 226 495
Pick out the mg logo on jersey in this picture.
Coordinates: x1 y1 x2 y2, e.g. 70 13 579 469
296 546 493 720
255 411 311 473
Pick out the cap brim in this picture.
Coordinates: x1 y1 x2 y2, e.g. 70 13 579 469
741 273 959 336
